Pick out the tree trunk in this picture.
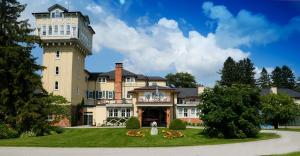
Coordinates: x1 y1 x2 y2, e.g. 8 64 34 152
273 121 279 129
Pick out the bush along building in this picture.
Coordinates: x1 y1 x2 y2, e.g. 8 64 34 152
33 4 203 127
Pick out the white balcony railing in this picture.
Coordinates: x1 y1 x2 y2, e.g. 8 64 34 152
138 96 171 103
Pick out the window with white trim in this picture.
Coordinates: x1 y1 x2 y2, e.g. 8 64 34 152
97 91 102 99
113 109 118 117
66 24 70 35
183 108 188 117
55 66 59 75
121 109 126 117
178 108 183 117
88 91 93 99
126 108 131 117
47 114 54 121
54 81 59 90
54 25 58 35
108 109 113 117
60 25 64 35
48 25 52 35
98 77 106 83
191 108 196 117
42 25 46 35
125 77 135 83
127 92 131 98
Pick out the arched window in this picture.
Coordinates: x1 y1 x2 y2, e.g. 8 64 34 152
54 81 59 90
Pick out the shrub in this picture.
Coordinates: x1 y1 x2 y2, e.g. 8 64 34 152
0 124 19 139
169 119 186 130
126 117 140 129
20 131 36 138
50 126 64 134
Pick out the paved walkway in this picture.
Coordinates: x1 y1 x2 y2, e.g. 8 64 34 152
0 130 300 156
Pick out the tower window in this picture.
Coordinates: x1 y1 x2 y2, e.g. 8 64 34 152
54 25 58 35
42 25 46 35
60 25 64 35
54 81 59 90
98 77 106 83
56 50 60 59
66 25 70 35
48 25 52 35
55 66 59 75
72 26 77 37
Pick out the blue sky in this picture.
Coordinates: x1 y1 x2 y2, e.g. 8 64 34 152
22 0 300 86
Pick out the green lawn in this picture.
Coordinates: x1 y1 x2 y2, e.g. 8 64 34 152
0 128 279 147
270 152 300 156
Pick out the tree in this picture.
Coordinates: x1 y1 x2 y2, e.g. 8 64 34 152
237 58 256 86
261 93 299 129
165 72 197 88
281 65 295 89
219 57 256 86
199 84 261 138
220 57 238 86
0 0 49 135
258 68 271 88
271 67 283 87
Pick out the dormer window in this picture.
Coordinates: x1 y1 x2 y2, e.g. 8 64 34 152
98 77 106 83
51 9 62 18
125 77 135 83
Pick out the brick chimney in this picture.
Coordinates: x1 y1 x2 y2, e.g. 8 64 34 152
114 63 123 104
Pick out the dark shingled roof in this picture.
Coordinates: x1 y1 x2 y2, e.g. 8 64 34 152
86 69 166 81
176 88 198 98
48 4 68 12
261 88 300 98
133 86 175 91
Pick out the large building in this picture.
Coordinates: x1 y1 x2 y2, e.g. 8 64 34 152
33 4 202 127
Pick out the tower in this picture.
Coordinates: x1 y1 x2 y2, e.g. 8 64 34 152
33 4 95 106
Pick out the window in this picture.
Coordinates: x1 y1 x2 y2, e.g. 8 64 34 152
151 82 157 86
98 77 106 83
72 26 77 37
42 25 46 35
125 77 135 83
66 25 70 35
121 109 126 117
191 108 196 117
48 25 52 35
97 91 102 99
108 91 113 99
51 12 55 18
54 25 58 35
184 108 188 117
114 109 118 117
54 10 62 18
60 25 64 35
126 108 131 117
108 109 113 117
178 108 183 117
55 66 59 75
56 50 60 59
83 112 93 126
178 99 184 104
127 92 131 99
88 91 93 99
54 81 59 90
37 27 41 36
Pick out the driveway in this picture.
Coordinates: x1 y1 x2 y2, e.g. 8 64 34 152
0 130 300 156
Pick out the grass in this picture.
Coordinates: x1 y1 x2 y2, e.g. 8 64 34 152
269 151 300 156
0 128 279 147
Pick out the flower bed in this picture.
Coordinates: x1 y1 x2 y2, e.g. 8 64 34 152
126 130 145 137
162 130 184 139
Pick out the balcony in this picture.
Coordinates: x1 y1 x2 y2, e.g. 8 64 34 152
138 96 171 103
97 99 133 105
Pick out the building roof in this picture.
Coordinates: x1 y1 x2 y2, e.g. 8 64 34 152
261 88 300 98
176 88 198 98
86 69 166 81
133 86 175 91
48 4 68 12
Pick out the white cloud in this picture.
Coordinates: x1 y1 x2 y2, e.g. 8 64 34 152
202 1 300 48
20 0 250 86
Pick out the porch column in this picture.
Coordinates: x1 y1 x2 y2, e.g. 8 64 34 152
166 108 171 128
138 108 143 127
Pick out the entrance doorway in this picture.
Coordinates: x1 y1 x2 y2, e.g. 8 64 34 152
84 112 93 126
142 107 166 127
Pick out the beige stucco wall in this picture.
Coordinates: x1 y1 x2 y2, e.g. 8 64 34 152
84 106 106 126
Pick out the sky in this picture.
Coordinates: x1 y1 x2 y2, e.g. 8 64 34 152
19 0 300 86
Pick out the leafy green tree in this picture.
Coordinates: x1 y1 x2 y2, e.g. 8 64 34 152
237 58 256 86
258 68 271 88
165 72 197 88
219 57 256 86
271 67 283 87
281 65 295 89
220 57 238 86
199 84 261 138
261 93 299 129
0 0 48 135
46 94 71 123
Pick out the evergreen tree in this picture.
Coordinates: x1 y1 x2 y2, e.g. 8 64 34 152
220 57 238 86
237 58 256 86
271 66 283 87
258 67 271 88
281 65 295 89
0 0 49 134
165 72 197 88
